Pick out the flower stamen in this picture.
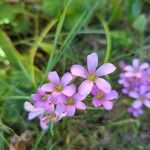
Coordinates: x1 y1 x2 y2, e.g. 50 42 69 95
87 74 96 81
67 98 74 105
56 84 63 91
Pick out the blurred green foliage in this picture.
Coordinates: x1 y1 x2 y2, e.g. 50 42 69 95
0 0 150 149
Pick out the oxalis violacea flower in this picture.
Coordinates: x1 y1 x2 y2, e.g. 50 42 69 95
119 58 150 117
71 53 116 95
91 85 118 110
24 52 118 129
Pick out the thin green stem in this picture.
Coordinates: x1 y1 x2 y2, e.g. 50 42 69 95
97 15 111 63
86 106 103 110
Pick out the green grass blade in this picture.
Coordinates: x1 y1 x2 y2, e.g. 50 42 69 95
47 0 100 71
32 129 48 150
46 0 73 73
29 19 57 86
0 29 31 81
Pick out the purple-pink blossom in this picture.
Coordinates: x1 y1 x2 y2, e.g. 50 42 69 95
128 106 144 117
24 52 118 129
119 58 150 117
129 86 150 109
71 53 116 95
91 85 118 110
41 72 75 98
32 88 52 110
56 91 86 116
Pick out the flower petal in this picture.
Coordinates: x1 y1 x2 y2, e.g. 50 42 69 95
62 84 76 97
71 65 88 78
87 52 98 73
73 93 86 102
56 103 66 113
123 65 134 72
124 72 134 77
66 106 76 116
61 72 73 86
105 90 118 100
41 83 54 92
56 95 66 104
48 71 60 84
95 78 111 93
132 59 140 68
91 85 99 95
24 102 35 111
132 100 142 109
139 85 148 95
92 98 101 107
129 91 139 99
96 63 116 76
28 110 43 120
78 80 94 95
102 100 113 110
140 63 149 70
143 100 150 108
76 102 86 110
40 119 48 130
146 92 150 99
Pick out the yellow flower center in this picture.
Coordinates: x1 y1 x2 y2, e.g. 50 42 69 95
87 74 96 81
41 95 47 101
47 113 57 121
56 84 63 92
96 92 104 100
67 98 74 105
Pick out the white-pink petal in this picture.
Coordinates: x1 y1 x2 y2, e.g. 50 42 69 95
123 65 134 72
140 63 149 70
92 98 101 107
78 80 94 95
71 64 88 78
48 71 60 84
66 106 76 116
61 72 73 86
24 102 35 111
95 78 111 93
87 52 98 73
132 59 140 68
143 100 150 108
41 83 54 92
76 102 86 110
129 91 139 99
132 100 142 109
96 63 116 77
102 101 113 110
28 110 43 120
62 84 76 97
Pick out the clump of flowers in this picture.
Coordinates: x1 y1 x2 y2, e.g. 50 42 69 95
119 59 150 117
24 53 118 129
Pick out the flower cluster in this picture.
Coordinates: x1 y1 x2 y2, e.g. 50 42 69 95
119 59 150 117
24 53 118 129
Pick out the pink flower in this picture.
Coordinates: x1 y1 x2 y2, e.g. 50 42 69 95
24 102 45 120
91 85 118 110
56 90 86 116
124 59 149 78
129 85 150 109
31 88 52 109
71 53 116 95
41 72 75 98
39 104 66 129
128 106 144 117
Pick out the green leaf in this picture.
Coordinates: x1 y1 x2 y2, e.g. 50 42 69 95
133 14 147 33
